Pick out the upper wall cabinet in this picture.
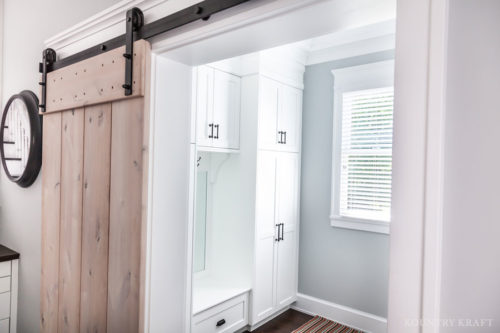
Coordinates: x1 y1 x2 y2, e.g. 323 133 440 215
196 66 241 151
258 77 302 153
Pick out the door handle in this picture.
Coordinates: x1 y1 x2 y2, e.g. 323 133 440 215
208 123 214 138
275 223 280 242
283 131 287 145
280 223 284 241
216 319 226 327
277 131 283 144
214 124 219 139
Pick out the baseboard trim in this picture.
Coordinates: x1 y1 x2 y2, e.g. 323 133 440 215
291 293 387 333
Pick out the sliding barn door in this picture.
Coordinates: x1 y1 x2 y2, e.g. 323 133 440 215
41 40 151 333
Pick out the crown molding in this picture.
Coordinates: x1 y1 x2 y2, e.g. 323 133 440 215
43 0 202 59
45 0 156 48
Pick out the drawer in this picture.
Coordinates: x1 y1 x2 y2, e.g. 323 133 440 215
0 318 8 333
193 293 248 333
0 292 9 320
0 263 10 278
0 278 9 294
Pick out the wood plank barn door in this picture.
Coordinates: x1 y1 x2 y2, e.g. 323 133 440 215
41 40 151 333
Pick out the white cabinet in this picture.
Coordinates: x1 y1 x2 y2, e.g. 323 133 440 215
196 66 241 151
196 66 214 148
192 292 249 333
252 151 299 325
0 258 17 333
258 77 302 153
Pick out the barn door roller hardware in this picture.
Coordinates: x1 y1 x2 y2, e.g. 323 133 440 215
123 8 144 96
38 0 251 112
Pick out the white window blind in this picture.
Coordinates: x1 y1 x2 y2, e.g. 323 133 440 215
339 87 394 222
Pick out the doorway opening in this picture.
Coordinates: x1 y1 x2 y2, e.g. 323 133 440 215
147 1 396 332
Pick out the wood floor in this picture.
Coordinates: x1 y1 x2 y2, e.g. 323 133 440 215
245 309 313 333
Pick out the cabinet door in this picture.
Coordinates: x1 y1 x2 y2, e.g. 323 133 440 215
252 237 277 324
275 153 299 308
195 66 214 147
252 151 278 324
277 85 302 152
258 77 280 150
276 152 299 232
276 229 297 308
255 151 278 238
212 70 241 149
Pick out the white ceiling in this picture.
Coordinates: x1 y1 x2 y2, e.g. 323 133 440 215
305 19 395 51
161 0 396 66
287 19 396 65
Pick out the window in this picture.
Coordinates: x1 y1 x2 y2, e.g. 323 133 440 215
331 60 394 234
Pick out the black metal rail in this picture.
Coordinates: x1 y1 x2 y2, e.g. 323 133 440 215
51 0 250 72
39 0 251 111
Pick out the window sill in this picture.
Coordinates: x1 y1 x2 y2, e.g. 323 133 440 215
330 215 390 234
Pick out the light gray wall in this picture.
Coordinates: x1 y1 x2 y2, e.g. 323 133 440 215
0 0 121 331
299 50 394 318
440 1 500 331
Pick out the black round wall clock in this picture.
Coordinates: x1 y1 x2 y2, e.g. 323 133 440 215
0 91 42 188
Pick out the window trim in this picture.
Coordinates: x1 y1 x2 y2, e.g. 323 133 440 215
330 60 395 234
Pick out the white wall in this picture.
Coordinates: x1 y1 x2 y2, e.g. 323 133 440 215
439 1 500 332
0 0 4 104
0 0 121 331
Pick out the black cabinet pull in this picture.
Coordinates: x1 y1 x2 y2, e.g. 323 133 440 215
280 223 284 241
214 124 219 139
208 123 214 138
283 131 287 145
216 319 226 327
275 223 280 242
277 131 283 144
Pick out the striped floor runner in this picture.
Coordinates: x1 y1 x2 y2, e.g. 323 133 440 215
292 316 364 333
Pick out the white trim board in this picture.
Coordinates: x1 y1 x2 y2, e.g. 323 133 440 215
292 293 387 333
329 60 394 235
420 0 448 331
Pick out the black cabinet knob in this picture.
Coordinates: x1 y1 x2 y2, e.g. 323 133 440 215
216 319 226 327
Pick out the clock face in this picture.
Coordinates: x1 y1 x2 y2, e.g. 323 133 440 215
0 91 42 188
2 98 32 179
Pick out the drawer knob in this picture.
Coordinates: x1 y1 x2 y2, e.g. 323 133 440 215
216 319 226 327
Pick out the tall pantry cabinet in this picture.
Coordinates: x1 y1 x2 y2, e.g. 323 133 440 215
253 150 300 323
246 49 304 326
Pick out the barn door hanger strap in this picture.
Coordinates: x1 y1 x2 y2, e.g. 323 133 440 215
123 8 144 96
38 0 251 113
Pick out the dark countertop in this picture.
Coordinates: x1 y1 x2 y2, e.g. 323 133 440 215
0 245 19 262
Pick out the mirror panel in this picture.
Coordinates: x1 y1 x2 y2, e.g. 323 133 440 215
194 171 208 273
